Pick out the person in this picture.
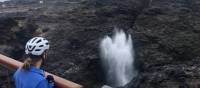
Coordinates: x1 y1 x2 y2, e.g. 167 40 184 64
13 37 55 88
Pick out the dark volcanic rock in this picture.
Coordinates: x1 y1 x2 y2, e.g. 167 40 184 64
42 0 149 87
0 17 17 44
1 0 200 88
125 0 200 88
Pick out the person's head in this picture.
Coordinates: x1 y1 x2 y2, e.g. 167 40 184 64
22 37 50 70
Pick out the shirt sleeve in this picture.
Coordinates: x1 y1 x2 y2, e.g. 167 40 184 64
36 80 53 88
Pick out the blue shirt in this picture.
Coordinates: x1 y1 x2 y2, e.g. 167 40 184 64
14 66 53 88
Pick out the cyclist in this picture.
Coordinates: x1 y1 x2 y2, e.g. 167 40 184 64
14 37 55 88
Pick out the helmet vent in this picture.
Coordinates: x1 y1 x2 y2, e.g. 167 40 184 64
28 46 36 51
36 39 42 43
35 49 41 51
32 38 37 43
39 45 44 47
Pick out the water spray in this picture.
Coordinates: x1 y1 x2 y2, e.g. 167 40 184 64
100 29 137 87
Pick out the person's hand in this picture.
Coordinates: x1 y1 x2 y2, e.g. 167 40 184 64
46 75 56 88
46 75 55 83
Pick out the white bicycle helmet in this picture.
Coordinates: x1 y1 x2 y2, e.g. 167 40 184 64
25 37 49 56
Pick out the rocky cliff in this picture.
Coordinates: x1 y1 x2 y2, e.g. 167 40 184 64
126 0 200 88
0 0 200 88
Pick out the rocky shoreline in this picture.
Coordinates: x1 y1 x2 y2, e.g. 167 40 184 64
1 0 200 88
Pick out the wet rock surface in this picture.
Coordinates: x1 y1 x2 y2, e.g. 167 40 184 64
1 0 200 88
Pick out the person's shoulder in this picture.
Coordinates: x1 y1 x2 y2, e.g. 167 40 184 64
31 72 46 81
15 68 21 73
29 67 46 81
36 79 49 88
29 72 47 87
14 68 22 77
